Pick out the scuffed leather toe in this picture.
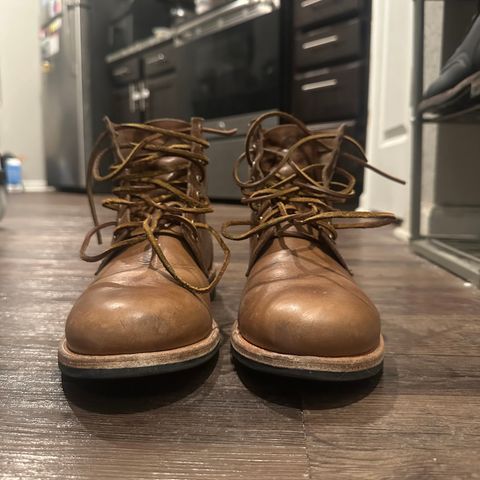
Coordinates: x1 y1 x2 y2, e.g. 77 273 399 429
238 275 381 358
65 281 212 356
224 113 390 367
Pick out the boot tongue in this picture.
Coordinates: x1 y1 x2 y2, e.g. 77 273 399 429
113 120 195 226
146 118 191 131
146 119 193 173
115 118 192 151
114 119 192 176
261 124 320 179
251 124 350 271
260 124 340 182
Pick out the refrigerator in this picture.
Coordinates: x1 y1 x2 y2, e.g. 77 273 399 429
40 0 115 190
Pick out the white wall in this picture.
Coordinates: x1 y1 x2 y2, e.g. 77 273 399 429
0 0 46 190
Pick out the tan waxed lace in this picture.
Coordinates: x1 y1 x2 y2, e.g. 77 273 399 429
222 111 405 269
80 116 235 294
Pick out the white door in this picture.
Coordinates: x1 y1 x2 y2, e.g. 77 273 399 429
360 0 414 238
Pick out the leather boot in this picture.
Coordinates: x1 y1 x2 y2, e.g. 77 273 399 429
420 14 480 113
223 112 404 381
58 117 233 379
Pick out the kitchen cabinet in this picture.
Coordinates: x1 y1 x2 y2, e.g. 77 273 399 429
145 74 179 120
106 2 282 201
105 1 372 202
290 0 372 208
109 41 177 123
110 56 143 123
111 85 142 123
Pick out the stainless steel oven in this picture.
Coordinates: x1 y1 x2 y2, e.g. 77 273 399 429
170 0 281 200
174 0 281 119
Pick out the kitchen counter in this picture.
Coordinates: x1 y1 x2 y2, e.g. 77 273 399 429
106 0 280 64
106 32 173 65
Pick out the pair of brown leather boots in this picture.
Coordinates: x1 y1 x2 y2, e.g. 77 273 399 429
58 111 402 381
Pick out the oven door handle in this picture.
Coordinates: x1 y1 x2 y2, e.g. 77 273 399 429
175 0 279 45
145 52 166 66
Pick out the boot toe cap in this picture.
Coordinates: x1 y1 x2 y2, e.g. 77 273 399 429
238 283 381 358
65 282 212 356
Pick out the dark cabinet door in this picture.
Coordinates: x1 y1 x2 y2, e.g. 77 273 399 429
145 73 181 120
111 85 142 123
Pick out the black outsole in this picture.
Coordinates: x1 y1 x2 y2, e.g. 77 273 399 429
231 347 383 382
59 344 220 380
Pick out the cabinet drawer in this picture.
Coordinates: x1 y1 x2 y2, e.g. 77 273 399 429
146 73 179 120
143 44 176 77
294 0 363 29
295 19 362 69
110 58 140 86
292 62 364 123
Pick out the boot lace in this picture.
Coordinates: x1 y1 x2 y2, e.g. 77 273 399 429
81 116 235 294
221 111 405 272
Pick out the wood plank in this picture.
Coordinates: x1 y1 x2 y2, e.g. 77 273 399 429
0 192 480 479
0 193 309 480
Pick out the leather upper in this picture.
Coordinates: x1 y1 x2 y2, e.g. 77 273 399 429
66 237 212 355
238 236 380 357
65 117 231 356
223 112 399 358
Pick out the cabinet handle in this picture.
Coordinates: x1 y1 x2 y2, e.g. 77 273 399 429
129 84 141 113
113 66 130 78
145 53 166 65
302 34 338 50
301 79 337 92
301 0 325 8
137 81 150 112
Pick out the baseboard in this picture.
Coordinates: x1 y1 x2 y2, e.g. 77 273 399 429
23 180 54 193
424 205 480 238
393 225 410 242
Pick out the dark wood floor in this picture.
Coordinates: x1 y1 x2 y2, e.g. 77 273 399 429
1 192 479 479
